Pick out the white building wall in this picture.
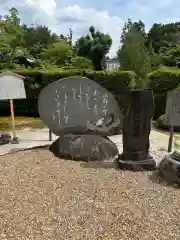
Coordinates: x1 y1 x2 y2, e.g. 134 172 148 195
106 60 120 70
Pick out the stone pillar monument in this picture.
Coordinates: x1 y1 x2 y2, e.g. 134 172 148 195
118 89 156 170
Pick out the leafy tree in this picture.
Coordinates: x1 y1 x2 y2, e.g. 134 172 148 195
61 28 73 46
118 20 151 88
159 44 180 66
148 22 180 53
22 25 59 57
147 22 180 67
66 56 93 71
0 8 25 68
75 26 112 70
40 40 73 65
120 19 146 44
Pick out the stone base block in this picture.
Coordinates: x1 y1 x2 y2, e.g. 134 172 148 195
118 154 156 171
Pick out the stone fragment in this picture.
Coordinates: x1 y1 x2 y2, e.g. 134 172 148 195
11 137 19 144
0 132 11 145
158 151 180 184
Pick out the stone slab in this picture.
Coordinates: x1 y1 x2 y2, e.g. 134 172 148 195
38 76 122 136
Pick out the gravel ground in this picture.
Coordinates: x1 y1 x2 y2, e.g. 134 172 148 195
0 149 180 240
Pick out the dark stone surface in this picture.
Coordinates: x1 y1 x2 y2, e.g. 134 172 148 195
118 155 156 171
158 152 180 184
38 76 122 136
49 134 119 161
0 132 11 145
119 89 156 170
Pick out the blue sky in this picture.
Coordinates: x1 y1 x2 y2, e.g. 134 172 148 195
1 0 180 57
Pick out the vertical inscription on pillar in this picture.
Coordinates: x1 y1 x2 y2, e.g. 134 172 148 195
133 94 141 138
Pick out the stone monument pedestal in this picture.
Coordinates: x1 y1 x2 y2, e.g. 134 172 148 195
118 153 156 171
118 89 156 171
49 134 119 161
158 151 180 184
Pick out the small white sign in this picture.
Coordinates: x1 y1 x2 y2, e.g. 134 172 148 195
166 89 180 126
0 72 26 100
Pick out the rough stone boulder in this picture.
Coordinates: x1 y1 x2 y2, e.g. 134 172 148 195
158 152 180 184
0 132 11 145
49 134 119 161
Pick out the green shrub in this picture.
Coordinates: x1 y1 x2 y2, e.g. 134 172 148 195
0 69 135 116
149 67 180 118
156 114 169 129
85 70 135 92
149 67 180 93
156 114 180 131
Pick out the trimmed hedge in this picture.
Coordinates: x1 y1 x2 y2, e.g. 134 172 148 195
85 70 136 107
0 69 136 116
149 67 180 119
2 67 180 119
149 67 180 93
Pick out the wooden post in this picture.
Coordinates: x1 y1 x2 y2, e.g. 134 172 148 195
49 129 52 141
168 125 174 152
10 99 16 139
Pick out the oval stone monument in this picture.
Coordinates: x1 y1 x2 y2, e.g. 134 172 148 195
38 76 121 161
38 76 122 136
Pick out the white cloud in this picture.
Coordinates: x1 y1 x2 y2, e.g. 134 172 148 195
1 0 180 57
25 0 56 16
56 5 124 57
1 0 124 57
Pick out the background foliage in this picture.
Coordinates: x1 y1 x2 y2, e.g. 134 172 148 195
1 7 180 125
0 69 135 116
